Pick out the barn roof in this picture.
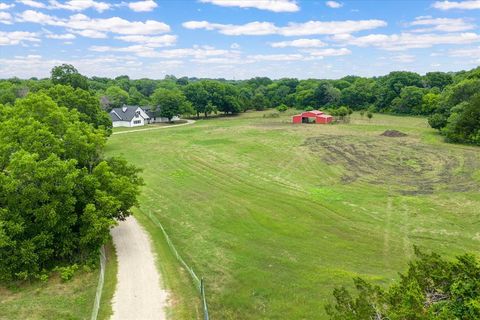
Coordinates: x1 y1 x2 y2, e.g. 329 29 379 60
301 110 324 116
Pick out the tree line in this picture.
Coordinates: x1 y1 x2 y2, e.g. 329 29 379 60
1 64 479 143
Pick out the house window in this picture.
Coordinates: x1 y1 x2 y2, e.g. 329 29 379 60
133 120 142 124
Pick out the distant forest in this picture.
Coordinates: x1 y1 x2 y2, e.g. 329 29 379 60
1 64 479 145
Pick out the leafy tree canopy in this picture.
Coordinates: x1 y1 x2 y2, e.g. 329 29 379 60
0 93 142 281
326 248 480 320
50 64 88 90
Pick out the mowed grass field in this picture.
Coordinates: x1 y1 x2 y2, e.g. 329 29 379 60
106 111 480 319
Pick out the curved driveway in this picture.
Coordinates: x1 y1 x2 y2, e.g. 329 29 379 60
112 119 196 135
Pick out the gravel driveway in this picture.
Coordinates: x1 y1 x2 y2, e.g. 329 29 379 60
110 216 168 320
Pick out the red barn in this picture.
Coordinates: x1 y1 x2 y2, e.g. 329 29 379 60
292 110 333 124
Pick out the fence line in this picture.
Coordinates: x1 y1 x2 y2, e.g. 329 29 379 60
90 245 106 320
144 210 210 319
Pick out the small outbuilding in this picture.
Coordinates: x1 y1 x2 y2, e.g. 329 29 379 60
292 110 333 124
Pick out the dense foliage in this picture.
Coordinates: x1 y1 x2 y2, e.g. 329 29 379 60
1 65 479 144
326 248 480 319
0 93 142 281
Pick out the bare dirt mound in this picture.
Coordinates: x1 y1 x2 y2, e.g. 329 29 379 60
381 130 407 137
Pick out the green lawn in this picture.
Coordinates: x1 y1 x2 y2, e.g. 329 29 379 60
0 241 117 320
106 111 480 319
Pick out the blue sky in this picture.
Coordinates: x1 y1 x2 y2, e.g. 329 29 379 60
0 0 479 79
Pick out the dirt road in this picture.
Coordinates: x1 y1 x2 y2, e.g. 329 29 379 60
110 216 169 320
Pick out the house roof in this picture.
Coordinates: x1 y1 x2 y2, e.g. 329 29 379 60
142 106 161 118
110 105 146 121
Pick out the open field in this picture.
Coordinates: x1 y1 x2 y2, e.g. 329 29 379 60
0 241 117 320
106 111 480 319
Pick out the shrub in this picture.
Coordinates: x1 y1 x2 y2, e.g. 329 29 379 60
55 264 79 281
276 104 288 112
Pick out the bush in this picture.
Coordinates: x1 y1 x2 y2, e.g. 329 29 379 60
276 104 288 112
428 113 447 130
367 112 373 119
305 106 314 111
55 264 79 281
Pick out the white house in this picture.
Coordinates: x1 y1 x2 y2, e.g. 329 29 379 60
109 105 179 127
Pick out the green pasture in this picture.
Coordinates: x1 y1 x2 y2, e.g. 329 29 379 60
107 111 480 319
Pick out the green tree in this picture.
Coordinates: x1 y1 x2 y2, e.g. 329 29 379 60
392 86 425 114
314 82 341 107
151 88 193 122
43 85 112 134
375 71 423 110
184 81 209 118
424 72 453 90
443 95 480 144
326 248 480 319
251 93 268 111
127 87 147 105
421 92 440 114
50 64 88 90
0 93 142 281
105 86 129 109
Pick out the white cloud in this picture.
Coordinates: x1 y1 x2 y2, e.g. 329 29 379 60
138 47 231 59
128 0 157 12
433 0 480 10
280 20 387 36
182 19 387 36
114 34 177 47
48 0 111 12
68 28 107 38
391 54 415 63
0 55 149 78
89 45 232 60
248 53 305 61
306 48 351 57
16 10 171 36
270 38 327 48
0 31 40 46
326 1 343 8
449 46 480 57
183 21 277 35
336 32 480 50
409 17 475 32
46 33 76 39
199 0 299 12
16 0 46 8
230 42 240 49
16 9 64 25
0 2 15 9
0 11 12 24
